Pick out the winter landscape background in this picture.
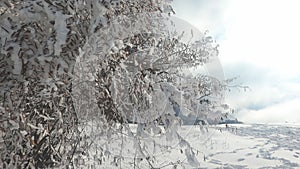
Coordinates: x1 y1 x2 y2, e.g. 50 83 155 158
171 0 300 168
1 0 300 168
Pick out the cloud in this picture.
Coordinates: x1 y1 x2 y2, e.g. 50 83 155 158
173 0 300 76
237 98 300 124
218 0 300 76
173 0 300 123
172 0 229 41
224 62 300 123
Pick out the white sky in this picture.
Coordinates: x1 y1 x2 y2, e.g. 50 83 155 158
173 0 300 123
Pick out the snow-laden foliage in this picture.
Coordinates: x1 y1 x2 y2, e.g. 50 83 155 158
1 0 231 168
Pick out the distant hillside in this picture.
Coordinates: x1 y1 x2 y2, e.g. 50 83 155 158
218 119 243 124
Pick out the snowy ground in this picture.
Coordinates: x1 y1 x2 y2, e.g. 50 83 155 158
193 123 300 168
84 123 300 169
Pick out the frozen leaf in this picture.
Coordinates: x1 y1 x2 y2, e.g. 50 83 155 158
185 148 200 167
20 130 28 137
54 13 71 56
8 120 19 130
27 123 41 130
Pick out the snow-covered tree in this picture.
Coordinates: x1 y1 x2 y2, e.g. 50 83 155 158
0 0 231 168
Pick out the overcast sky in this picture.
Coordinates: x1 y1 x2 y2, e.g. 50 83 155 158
173 0 300 123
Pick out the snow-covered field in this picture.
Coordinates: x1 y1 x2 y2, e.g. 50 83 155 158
84 123 300 168
193 123 300 168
